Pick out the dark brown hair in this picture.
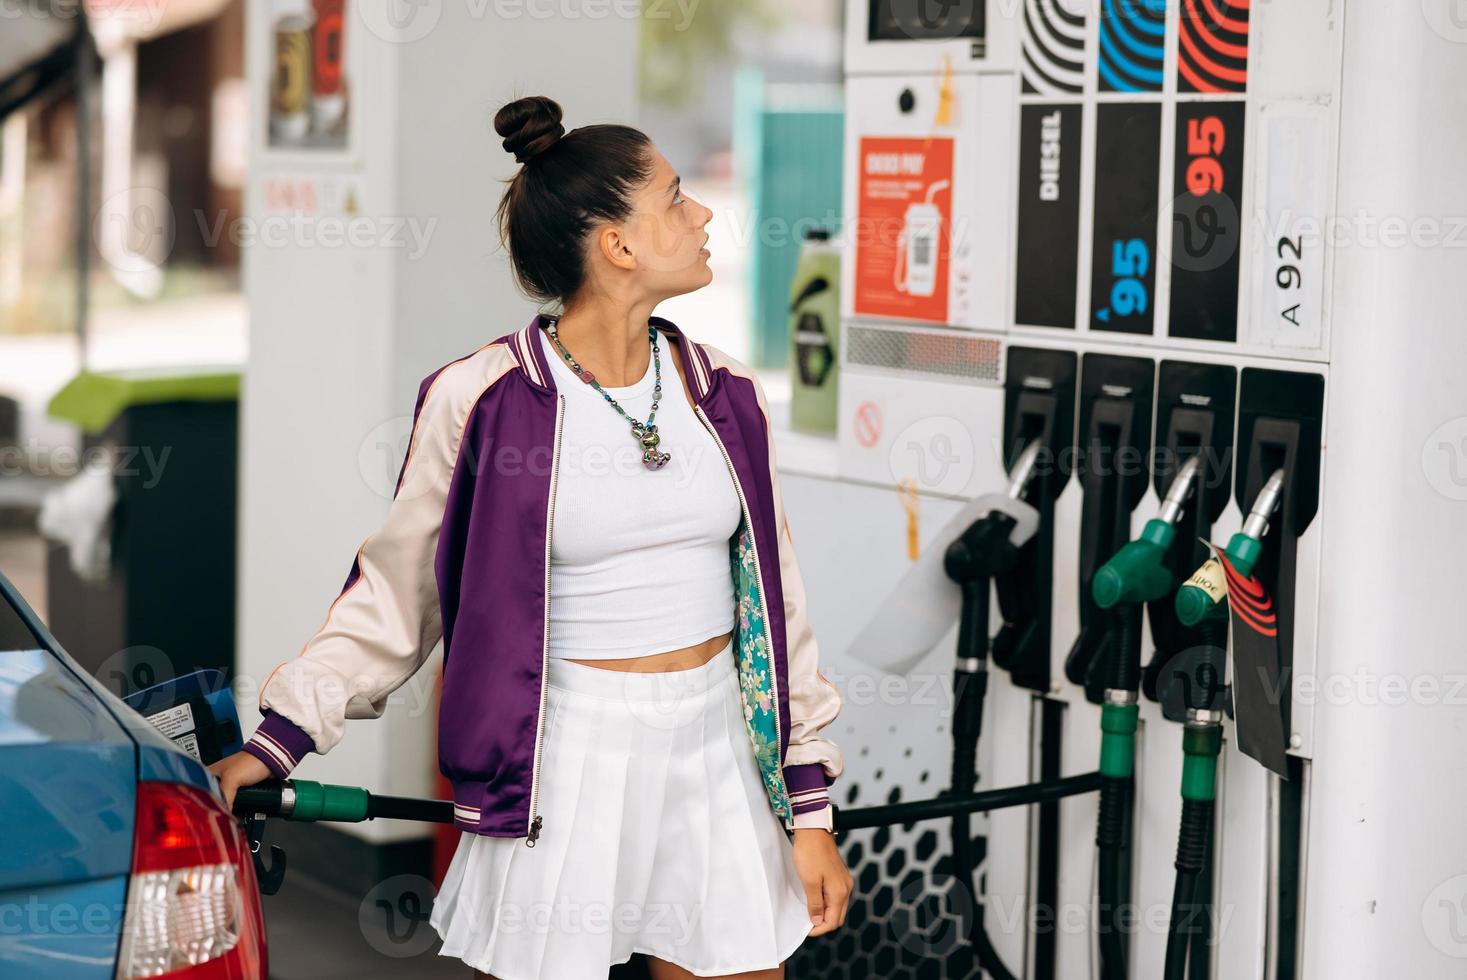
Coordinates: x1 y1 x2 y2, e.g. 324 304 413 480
493 95 655 306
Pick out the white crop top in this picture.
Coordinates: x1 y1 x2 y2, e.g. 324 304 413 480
537 324 743 660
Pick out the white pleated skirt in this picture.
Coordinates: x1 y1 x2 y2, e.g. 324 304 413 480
428 636 815 979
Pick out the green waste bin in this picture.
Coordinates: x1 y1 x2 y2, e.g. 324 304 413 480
45 365 241 697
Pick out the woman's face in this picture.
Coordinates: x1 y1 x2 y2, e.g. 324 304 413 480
615 146 714 298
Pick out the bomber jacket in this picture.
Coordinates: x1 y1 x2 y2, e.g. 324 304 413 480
242 313 845 843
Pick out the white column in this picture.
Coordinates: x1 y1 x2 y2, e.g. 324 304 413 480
239 1 640 845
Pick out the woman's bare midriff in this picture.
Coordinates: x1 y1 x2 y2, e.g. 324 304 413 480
563 628 734 673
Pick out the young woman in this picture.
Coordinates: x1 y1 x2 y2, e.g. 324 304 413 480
210 94 850 979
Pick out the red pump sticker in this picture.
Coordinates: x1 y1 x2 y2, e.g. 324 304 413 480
853 136 954 324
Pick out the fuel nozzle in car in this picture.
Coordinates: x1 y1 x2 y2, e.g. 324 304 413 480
232 779 456 895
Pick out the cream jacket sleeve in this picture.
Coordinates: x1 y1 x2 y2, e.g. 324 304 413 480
241 365 473 778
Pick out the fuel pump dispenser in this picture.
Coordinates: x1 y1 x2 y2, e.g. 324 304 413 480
944 441 1041 980
994 347 1076 980
1058 355 1154 980
1090 454 1213 980
823 1 1467 975
1162 465 1285 980
1063 355 1156 708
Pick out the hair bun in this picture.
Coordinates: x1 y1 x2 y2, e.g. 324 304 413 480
495 95 566 165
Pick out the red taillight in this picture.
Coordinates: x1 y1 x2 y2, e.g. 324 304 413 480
116 781 268 979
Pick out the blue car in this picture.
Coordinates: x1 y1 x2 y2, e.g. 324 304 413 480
0 569 267 979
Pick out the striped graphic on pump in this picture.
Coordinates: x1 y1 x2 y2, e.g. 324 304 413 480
1021 0 1086 96
1178 0 1250 93
1098 0 1167 93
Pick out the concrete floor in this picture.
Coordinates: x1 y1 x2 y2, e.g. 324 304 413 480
262 870 472 979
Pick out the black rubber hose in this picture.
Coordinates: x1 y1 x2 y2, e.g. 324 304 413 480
1190 823 1215 979
950 665 1021 980
1097 609 1139 980
1164 869 1199 979
1110 606 1141 693
1098 837 1127 980
1190 613 1228 980
836 773 1104 831
1164 799 1215 979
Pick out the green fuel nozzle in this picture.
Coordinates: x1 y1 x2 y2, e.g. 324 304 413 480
1175 468 1285 626
232 778 455 825
1092 456 1203 609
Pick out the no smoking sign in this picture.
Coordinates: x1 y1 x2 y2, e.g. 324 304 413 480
854 400 883 448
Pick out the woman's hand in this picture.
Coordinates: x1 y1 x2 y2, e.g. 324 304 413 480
791 827 852 936
206 750 274 813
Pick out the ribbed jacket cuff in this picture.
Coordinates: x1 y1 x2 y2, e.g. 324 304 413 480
785 762 832 815
791 805 834 831
242 709 314 778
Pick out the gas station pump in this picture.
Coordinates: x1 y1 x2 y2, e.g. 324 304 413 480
826 1 1467 977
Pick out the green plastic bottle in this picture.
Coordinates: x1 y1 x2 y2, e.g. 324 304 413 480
789 227 840 434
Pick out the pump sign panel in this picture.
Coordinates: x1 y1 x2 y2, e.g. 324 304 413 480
853 136 954 323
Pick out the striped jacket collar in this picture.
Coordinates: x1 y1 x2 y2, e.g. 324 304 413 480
507 313 715 403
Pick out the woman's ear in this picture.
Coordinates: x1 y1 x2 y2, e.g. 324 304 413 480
596 223 637 271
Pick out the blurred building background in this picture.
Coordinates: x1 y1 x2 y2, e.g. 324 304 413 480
0 0 842 606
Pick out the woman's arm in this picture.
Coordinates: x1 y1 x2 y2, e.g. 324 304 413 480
242 366 473 778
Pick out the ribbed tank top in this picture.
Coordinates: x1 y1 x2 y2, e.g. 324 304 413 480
537 324 742 660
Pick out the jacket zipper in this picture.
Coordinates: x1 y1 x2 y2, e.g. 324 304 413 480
526 391 565 847
694 402 793 828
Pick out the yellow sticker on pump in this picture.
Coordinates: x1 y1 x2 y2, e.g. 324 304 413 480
1184 557 1228 602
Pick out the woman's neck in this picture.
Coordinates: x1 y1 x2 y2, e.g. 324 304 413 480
548 299 660 388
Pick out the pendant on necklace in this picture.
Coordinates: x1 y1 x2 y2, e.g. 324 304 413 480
635 424 671 470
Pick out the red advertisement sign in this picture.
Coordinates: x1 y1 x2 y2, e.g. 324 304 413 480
853 136 955 323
